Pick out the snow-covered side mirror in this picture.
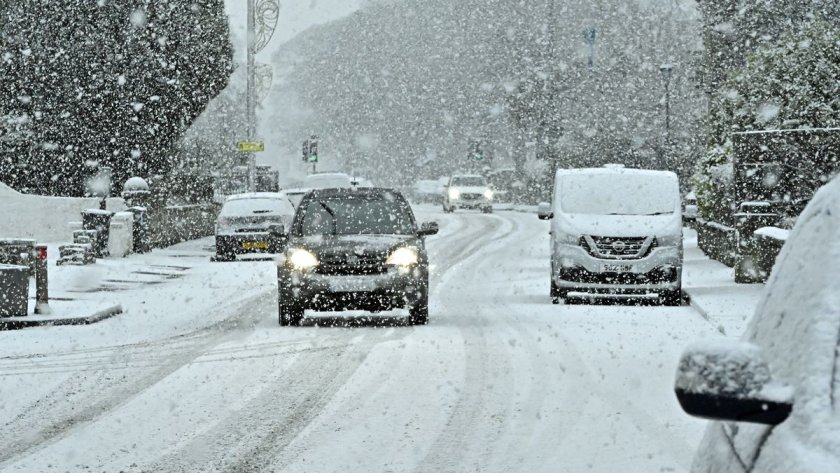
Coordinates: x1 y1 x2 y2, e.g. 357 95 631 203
537 202 553 220
674 340 793 425
418 221 439 237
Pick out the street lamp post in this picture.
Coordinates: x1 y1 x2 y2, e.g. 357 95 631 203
245 0 279 192
659 63 674 143
246 0 257 192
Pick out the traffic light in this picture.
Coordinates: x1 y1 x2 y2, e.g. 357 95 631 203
308 139 318 163
302 139 310 162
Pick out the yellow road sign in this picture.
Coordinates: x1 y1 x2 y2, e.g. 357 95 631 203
237 141 265 152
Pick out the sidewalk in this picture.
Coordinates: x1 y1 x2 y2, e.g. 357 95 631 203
682 228 765 337
0 239 213 331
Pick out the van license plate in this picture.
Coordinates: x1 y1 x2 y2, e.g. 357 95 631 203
603 264 633 273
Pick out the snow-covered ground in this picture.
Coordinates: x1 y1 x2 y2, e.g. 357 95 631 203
0 207 755 472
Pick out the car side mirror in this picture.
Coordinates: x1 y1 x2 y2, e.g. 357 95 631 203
418 221 439 237
537 202 553 220
674 340 793 425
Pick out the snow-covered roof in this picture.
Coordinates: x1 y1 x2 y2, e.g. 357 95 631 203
555 167 678 181
280 188 312 195
225 192 287 201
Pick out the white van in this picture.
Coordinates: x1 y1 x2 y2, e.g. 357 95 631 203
538 167 683 304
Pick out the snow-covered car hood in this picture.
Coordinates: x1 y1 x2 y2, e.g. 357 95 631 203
556 213 681 238
295 234 420 258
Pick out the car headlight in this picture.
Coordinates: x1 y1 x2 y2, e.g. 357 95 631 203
484 189 493 200
288 248 319 270
386 247 419 266
449 188 460 200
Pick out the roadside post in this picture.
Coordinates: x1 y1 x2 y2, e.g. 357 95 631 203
34 245 51 315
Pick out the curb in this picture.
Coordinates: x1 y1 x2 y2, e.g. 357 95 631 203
684 289 711 322
0 305 123 331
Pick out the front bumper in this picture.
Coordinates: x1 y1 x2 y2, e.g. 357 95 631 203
449 197 491 209
279 266 427 311
552 244 682 294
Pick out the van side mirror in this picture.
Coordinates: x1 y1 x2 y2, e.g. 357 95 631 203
537 202 553 220
418 222 439 236
674 341 793 425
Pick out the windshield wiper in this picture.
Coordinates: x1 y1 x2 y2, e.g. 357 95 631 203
318 201 338 235
644 211 673 216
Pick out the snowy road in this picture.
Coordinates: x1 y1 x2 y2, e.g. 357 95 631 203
0 208 724 472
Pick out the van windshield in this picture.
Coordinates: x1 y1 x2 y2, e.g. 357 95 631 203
451 176 486 186
559 174 677 216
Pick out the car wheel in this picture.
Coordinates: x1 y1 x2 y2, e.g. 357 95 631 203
660 289 682 306
482 206 493 214
279 302 304 326
214 252 235 262
409 296 429 325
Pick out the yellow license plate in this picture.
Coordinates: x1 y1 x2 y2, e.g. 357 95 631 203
242 241 269 250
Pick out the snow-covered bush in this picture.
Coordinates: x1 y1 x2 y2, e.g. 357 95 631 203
694 19 840 222
0 0 233 196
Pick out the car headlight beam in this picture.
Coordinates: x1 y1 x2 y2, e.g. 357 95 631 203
288 248 319 270
484 189 494 200
386 247 419 266
449 188 460 200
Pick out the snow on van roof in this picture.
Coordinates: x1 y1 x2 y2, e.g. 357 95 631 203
555 167 678 180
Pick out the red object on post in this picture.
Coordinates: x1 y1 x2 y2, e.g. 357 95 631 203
34 244 51 315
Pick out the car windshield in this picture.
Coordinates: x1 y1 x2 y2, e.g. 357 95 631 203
452 177 486 186
560 174 677 215
297 195 414 236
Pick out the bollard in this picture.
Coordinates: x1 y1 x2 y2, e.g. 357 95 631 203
34 245 51 315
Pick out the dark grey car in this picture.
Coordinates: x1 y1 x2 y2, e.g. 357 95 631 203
276 188 439 326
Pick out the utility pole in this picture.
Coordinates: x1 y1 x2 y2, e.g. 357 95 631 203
246 0 257 192
244 0 279 192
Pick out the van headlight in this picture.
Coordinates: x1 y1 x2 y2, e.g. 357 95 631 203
386 247 419 266
449 188 461 200
288 248 319 270
484 189 494 200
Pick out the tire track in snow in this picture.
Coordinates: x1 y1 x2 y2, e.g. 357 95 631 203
0 291 285 467
414 213 525 473
133 212 508 472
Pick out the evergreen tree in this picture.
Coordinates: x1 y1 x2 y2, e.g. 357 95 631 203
0 0 233 195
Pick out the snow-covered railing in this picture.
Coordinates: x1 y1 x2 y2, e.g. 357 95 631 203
147 203 219 248
748 227 789 283
696 218 738 268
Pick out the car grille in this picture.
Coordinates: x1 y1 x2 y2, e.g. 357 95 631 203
316 253 388 275
460 193 483 200
560 265 678 284
581 236 655 260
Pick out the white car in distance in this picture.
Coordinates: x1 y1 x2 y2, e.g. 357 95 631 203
443 174 493 214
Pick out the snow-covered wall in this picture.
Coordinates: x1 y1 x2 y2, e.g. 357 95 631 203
0 181 125 243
